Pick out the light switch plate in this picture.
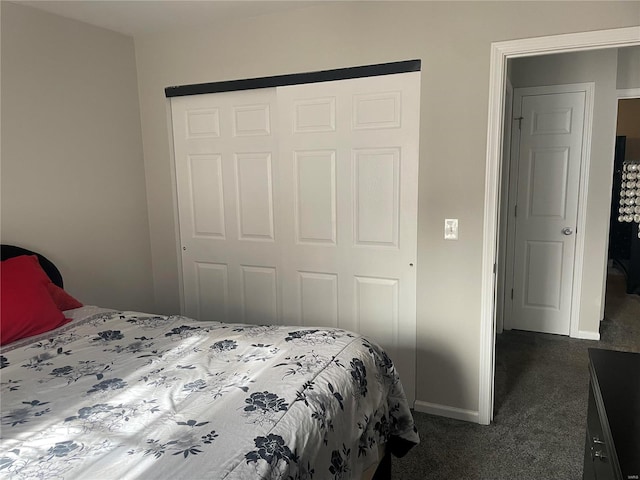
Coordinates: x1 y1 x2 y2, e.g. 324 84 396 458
445 218 458 240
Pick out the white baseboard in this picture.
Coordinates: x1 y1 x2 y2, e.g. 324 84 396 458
576 330 600 341
413 400 480 423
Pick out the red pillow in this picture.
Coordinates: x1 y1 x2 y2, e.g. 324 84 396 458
46 283 83 311
1 255 72 345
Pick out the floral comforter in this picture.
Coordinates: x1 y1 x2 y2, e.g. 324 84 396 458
0 307 419 479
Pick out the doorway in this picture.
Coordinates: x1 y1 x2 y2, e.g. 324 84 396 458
479 27 640 425
608 96 640 298
603 94 640 351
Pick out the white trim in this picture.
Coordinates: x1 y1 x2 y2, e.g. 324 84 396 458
487 28 640 58
414 400 479 423
478 41 505 426
480 26 640 426
571 82 595 339
617 87 640 99
577 330 600 341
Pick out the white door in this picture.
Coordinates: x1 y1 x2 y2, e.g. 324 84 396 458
171 71 420 403
506 86 587 335
277 73 420 403
172 88 282 325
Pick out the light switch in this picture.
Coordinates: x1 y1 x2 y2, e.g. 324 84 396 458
444 218 458 240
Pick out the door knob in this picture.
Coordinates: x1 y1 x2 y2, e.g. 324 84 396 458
562 227 573 235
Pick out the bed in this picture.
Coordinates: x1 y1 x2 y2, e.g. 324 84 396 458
0 246 419 479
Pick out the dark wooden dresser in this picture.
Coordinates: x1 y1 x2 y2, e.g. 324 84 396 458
583 349 640 480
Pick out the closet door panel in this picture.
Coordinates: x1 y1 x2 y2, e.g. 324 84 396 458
277 72 420 404
172 89 280 323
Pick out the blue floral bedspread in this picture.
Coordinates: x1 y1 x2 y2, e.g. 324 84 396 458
0 308 419 479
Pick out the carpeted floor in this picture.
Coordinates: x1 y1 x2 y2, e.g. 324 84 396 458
392 271 640 480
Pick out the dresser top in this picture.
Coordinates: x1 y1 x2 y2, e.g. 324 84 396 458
588 348 640 480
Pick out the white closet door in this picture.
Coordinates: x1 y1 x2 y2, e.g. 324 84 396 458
277 72 420 404
171 72 420 404
172 88 281 325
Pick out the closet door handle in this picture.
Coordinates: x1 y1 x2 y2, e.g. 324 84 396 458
562 227 573 236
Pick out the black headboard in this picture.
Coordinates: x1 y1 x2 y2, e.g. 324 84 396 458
1 245 64 288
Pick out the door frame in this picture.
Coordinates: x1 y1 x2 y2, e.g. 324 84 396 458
479 26 640 426
502 83 595 337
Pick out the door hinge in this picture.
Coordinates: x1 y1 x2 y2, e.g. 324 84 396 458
514 205 517 217
511 289 514 300
515 116 524 130
493 263 496 274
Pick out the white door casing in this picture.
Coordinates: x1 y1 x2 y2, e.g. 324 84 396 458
170 71 420 404
505 86 589 336
480 27 640 426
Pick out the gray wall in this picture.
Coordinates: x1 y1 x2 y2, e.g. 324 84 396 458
1 2 154 311
133 1 640 416
617 46 640 89
509 49 619 336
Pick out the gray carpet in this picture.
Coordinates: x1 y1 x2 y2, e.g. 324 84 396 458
392 272 640 480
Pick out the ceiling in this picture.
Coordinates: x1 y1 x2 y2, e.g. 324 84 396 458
14 0 325 37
